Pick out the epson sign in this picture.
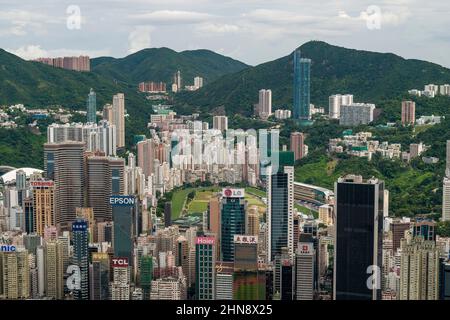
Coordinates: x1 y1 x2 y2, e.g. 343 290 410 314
109 196 136 207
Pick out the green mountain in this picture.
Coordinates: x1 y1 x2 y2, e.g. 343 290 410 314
91 47 249 86
175 41 450 116
0 48 146 109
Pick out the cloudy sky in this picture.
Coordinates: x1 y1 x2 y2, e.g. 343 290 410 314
1 0 449 67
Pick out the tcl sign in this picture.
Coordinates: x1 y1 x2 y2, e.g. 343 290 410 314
112 257 129 268
222 188 245 198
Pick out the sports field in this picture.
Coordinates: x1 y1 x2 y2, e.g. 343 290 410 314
172 186 267 217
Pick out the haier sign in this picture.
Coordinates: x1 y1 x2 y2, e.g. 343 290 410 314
109 196 136 207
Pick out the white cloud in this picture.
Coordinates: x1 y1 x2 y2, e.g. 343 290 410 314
7 45 48 60
128 26 152 54
129 10 213 24
195 23 239 34
0 10 59 36
0 0 449 67
242 9 324 25
338 7 411 28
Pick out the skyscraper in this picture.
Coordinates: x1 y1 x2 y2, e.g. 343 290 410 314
23 198 34 234
267 151 294 262
246 206 260 236
195 236 216 300
89 252 110 300
164 202 172 228
87 88 97 123
44 142 85 232
440 261 450 300
443 141 450 221
194 76 203 89
111 257 130 300
339 103 375 126
208 196 221 259
112 93 125 148
215 261 234 300
103 104 113 123
140 255 153 300
76 207 96 242
295 242 315 300
290 132 305 161
97 221 114 243
333 175 384 300
111 196 135 265
329 94 354 119
0 249 30 299
220 188 246 262
31 180 55 237
413 220 436 241
23 234 41 256
86 156 124 222
443 177 450 221
150 277 186 300
446 140 450 176
391 220 411 252
47 121 117 156
258 89 272 119
137 139 155 178
212 116 228 131
401 100 415 126
293 49 311 121
44 239 65 299
233 235 264 300
16 169 26 207
274 247 294 300
399 231 439 300
72 219 89 300
173 70 182 91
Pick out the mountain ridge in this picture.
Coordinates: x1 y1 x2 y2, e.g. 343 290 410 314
91 47 250 86
174 40 450 116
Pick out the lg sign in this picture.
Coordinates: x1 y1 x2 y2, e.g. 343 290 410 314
112 257 129 268
222 188 245 198
109 196 135 206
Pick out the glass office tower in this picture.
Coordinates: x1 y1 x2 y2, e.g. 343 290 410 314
220 189 246 262
293 49 311 121
333 175 384 300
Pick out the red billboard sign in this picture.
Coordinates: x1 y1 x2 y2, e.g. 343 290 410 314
196 236 215 245
31 181 54 188
111 257 129 268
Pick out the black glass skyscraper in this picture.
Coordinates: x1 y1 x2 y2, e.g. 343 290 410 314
293 49 311 121
110 195 135 266
220 189 246 262
72 219 89 300
267 151 294 262
140 255 153 300
334 175 384 300
86 88 96 123
90 253 110 300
